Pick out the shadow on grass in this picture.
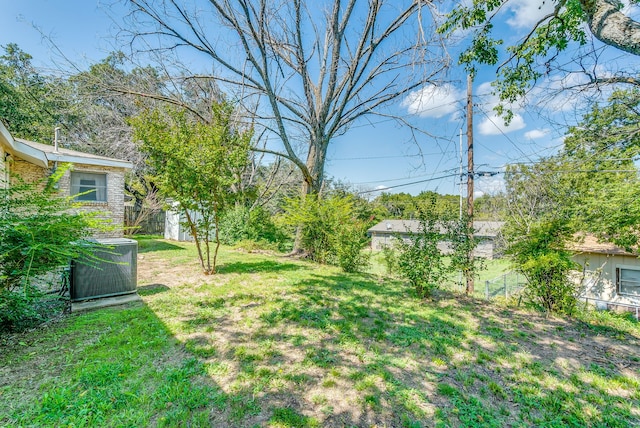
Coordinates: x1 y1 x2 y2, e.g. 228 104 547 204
197 270 640 427
218 259 308 274
137 284 170 296
0 301 232 427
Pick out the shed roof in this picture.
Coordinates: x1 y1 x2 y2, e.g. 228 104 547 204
569 234 636 256
368 219 504 237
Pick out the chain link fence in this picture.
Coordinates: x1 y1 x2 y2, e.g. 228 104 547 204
483 271 526 300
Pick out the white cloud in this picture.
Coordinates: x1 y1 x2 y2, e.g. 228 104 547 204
476 81 496 100
529 72 592 113
505 0 555 29
478 113 526 136
474 80 528 135
402 84 464 118
524 128 550 140
476 81 525 112
375 185 390 192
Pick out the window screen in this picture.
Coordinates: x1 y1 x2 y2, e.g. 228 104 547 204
618 267 640 297
70 172 107 201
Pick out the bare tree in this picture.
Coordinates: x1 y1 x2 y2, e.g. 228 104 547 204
122 0 448 195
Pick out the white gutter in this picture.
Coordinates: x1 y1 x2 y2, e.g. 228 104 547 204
8 138 49 168
45 151 132 169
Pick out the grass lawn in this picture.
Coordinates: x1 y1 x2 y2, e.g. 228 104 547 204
1 237 639 427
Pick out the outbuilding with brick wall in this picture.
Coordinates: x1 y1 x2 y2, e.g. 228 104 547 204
1 121 132 237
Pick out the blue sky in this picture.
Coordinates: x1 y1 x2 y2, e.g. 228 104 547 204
2 1 637 196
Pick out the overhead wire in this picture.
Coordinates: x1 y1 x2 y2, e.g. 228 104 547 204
357 172 461 195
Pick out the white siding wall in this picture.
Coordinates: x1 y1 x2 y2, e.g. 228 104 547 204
573 252 640 306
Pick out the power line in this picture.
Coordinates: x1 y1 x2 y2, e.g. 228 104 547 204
352 167 460 185
357 173 461 195
477 108 535 162
331 151 453 161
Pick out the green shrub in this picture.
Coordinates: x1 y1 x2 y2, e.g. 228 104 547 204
380 245 398 276
520 252 577 314
448 214 485 291
281 194 371 272
395 206 447 298
335 220 370 273
507 219 578 314
219 205 290 250
0 290 41 331
0 168 106 331
218 205 251 244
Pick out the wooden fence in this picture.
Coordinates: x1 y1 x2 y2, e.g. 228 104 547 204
124 206 166 235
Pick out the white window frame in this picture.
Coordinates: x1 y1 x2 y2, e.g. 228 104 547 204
615 264 640 297
70 171 107 202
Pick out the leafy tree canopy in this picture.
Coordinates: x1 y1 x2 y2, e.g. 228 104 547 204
440 0 640 120
131 101 252 274
0 43 65 142
559 89 640 249
503 89 640 252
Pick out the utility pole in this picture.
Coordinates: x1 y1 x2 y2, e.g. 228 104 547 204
466 73 474 295
459 128 463 220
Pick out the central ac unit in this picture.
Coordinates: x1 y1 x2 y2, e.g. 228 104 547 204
70 238 138 301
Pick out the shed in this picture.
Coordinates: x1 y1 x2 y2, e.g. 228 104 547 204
164 202 210 242
367 219 504 259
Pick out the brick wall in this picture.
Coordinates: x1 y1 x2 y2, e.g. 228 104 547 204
12 159 48 187
12 159 126 238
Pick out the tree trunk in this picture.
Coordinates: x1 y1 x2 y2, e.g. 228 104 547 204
291 137 328 253
184 208 207 274
303 139 328 195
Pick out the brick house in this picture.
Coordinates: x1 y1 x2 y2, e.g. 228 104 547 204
1 122 132 237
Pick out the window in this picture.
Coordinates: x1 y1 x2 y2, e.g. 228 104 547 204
616 266 640 297
70 172 107 202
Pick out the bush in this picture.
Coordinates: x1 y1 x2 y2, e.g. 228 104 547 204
281 194 371 272
380 246 398 276
520 252 577 314
0 168 106 331
448 215 485 291
507 219 578 314
395 208 447 298
335 221 371 273
0 290 41 331
219 205 290 250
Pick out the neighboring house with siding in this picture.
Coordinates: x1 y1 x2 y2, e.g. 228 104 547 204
367 219 504 259
571 235 640 309
1 121 132 237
